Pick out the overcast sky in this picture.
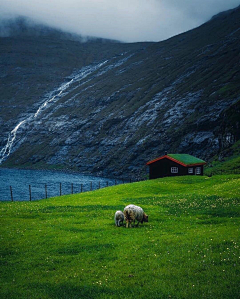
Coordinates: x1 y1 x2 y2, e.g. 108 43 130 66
0 0 239 42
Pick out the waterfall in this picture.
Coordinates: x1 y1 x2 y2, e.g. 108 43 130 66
0 52 135 164
0 120 27 163
0 60 109 164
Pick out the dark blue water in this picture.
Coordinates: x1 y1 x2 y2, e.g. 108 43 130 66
0 168 121 201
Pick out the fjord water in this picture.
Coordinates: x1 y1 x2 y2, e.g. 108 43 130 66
0 168 118 201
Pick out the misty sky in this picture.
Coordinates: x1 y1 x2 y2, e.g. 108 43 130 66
0 0 239 42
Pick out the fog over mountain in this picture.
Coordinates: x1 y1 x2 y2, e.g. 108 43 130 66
0 0 239 42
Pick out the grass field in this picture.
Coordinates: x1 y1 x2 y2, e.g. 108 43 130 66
1 175 239 298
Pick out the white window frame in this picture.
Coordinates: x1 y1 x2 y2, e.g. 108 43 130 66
188 168 193 174
195 167 201 175
171 167 178 173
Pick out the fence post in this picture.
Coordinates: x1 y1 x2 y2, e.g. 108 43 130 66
71 183 73 194
106 181 108 187
29 185 32 201
99 181 100 189
81 184 83 193
90 181 92 191
60 183 62 196
115 180 117 185
45 184 47 199
10 186 13 202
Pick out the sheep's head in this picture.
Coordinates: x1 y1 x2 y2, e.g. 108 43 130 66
143 213 148 222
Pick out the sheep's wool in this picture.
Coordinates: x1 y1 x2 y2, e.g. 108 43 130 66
114 210 124 226
123 204 147 225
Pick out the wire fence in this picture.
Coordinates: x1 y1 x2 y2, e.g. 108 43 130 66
7 178 137 202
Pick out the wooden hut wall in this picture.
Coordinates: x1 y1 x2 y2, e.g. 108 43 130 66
149 159 204 179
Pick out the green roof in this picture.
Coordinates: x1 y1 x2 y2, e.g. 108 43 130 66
168 154 206 165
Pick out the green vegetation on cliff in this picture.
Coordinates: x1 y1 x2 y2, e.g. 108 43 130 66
1 7 239 178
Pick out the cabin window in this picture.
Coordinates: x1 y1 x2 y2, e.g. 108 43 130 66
195 167 201 175
171 167 178 173
188 168 193 174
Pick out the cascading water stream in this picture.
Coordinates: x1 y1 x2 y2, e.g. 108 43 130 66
0 60 109 164
0 52 135 164
0 120 27 162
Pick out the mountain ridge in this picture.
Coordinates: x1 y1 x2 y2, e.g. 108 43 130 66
0 7 239 179
0 16 122 44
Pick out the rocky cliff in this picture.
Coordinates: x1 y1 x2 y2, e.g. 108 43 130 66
0 7 239 179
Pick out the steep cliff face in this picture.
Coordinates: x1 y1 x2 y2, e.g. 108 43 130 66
0 7 239 178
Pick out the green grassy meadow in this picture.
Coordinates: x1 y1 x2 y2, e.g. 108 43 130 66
1 175 239 298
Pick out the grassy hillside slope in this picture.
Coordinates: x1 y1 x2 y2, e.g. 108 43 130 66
1 175 239 298
205 140 240 175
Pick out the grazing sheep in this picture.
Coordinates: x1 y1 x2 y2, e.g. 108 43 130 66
114 210 124 227
123 204 148 228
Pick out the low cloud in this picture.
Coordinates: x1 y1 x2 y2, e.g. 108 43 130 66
0 0 239 42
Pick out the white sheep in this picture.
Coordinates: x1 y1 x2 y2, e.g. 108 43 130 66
123 204 148 228
114 210 124 227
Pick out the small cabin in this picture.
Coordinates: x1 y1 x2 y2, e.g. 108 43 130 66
146 153 206 179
